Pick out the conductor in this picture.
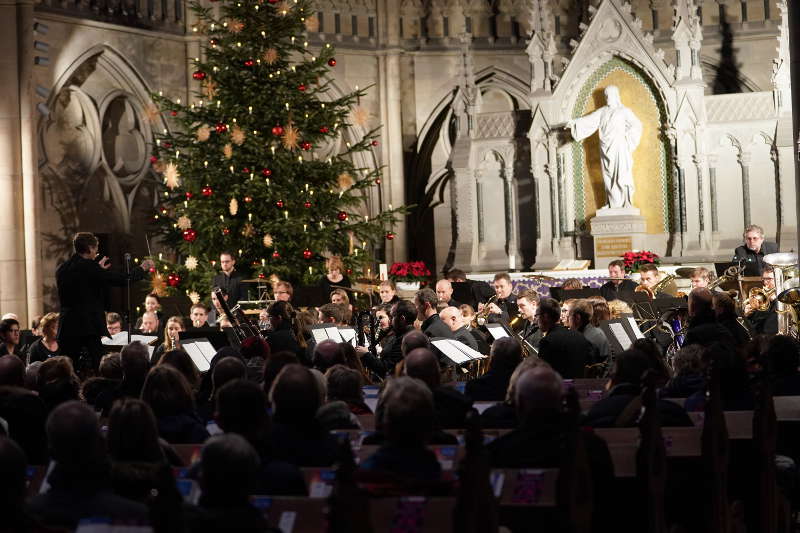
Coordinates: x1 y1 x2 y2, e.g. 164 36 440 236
56 232 154 368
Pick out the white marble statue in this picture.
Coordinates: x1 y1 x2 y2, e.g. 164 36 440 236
567 85 643 210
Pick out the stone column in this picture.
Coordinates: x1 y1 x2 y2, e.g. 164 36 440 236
0 0 29 319
738 151 752 229
707 154 719 234
378 0 406 263
787 0 800 254
503 163 520 270
693 153 712 250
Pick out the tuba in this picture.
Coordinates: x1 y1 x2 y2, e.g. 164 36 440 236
764 252 799 335
634 273 676 299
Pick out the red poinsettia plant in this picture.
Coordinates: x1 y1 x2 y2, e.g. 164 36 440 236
389 261 431 282
621 250 660 273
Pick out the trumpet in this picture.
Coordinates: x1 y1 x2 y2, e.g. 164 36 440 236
471 295 498 328
635 274 676 299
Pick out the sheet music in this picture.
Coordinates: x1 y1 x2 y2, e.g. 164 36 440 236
324 327 343 342
338 328 357 344
431 339 472 364
195 340 217 362
182 343 211 372
101 332 128 345
609 323 633 351
131 334 158 345
310 326 329 344
485 324 509 340
450 339 487 360
626 317 645 339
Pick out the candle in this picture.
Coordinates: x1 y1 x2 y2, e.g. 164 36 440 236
379 264 388 281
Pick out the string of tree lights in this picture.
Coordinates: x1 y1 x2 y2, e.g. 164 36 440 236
147 0 405 299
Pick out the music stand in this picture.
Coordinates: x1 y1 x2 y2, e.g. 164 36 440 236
599 318 641 354
451 282 475 310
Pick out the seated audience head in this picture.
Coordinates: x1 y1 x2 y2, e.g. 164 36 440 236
493 272 513 299
330 288 349 306
766 335 800 378
99 352 122 380
0 436 27 511
269 364 320 424
140 311 159 334
515 366 564 421
439 306 464 332
325 365 363 404
401 329 430 357
313 339 344 373
261 351 299 399
121 341 150 382
144 293 161 313
403 348 440 388
46 400 105 471
505 358 553 404
216 379 269 444
490 337 523 374
24 361 42 390
691 267 713 289
673 344 705 377
0 318 20 349
337 342 365 375
0 354 24 387
141 365 196 418
37 356 80 410
190 303 209 328
107 398 164 463
379 280 397 304
712 292 737 320
240 336 270 361
568 299 593 332
200 433 260 504
608 299 633 318
590 298 610 326
688 287 714 320
536 298 561 333
380 376 435 446
631 338 671 385
212 356 246 394
610 348 651 388
562 278 583 290
516 289 539 321
274 280 293 302
159 349 200 389
392 300 417 332
31 315 43 336
435 279 454 304
446 269 467 282
106 312 122 336
608 259 626 285
267 300 295 329
638 263 660 288
414 288 438 321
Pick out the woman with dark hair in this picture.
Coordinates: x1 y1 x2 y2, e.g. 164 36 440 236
140 365 209 444
325 364 372 415
158 349 200 390
265 301 307 363
0 318 22 357
36 356 80 414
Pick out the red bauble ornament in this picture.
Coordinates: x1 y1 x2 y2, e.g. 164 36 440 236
298 84 306 92
170 111 178 117
301 142 312 151
182 228 197 242
276 200 284 208
268 0 278 3
242 167 250 173
258 273 266 279
185 191 193 199
244 196 253 203
303 201 311 208
375 178 382 185
319 126 329 133
303 249 313 259
150 155 158 163
192 70 207 80
272 251 280 258
385 231 395 240
328 58 337 67
167 273 181 287
271 125 284 136
215 123 228 134
222 227 230 235
202 186 213 197
371 140 380 146
163 142 172 148
337 211 348 221
262 168 272 176
244 59 255 68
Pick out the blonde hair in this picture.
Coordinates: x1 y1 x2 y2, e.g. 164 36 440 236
39 312 59 335
326 255 344 273
608 299 633 318
330 288 350 305
161 316 185 348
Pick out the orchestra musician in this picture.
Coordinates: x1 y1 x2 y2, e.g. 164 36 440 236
690 267 714 290
435 279 462 308
638 263 678 297
516 289 542 349
378 280 400 305
745 266 778 335
599 260 638 301
273 281 293 302
212 251 247 308
483 273 519 322
733 224 778 276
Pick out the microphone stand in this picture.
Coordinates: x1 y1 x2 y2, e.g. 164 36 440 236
125 253 132 345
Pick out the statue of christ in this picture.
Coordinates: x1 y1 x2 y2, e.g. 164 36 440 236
567 85 643 210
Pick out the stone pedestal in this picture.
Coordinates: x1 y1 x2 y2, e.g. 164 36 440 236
590 207 648 266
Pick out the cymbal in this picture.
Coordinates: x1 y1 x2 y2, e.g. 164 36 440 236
675 267 696 279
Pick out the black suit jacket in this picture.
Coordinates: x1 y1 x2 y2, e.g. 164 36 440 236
734 242 778 276
537 324 592 379
421 314 454 339
212 270 247 307
56 254 145 340
599 279 638 301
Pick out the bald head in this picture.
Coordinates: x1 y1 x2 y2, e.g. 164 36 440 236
313 339 344 373
435 279 454 303
0 355 24 387
515 367 563 419
439 306 464 332
401 330 430 357
404 348 440 388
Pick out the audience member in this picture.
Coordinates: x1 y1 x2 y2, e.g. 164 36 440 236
660 344 706 399
361 376 442 481
313 339 345 373
36 356 80 414
239 335 270 382
480 358 552 429
268 364 338 466
465 337 522 402
158 348 200 390
536 298 592 379
0 436 47 533
682 288 735 349
99 352 123 380
261 351 299 402
0 318 22 357
0 386 47 464
95 341 151 416
197 356 246 422
768 336 800 396
0 354 24 387
405 348 473 429
325 364 372 415
27 401 150 529
141 365 209 444
712 291 751 347
568 300 610 365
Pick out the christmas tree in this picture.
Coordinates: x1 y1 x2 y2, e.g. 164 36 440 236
147 0 402 301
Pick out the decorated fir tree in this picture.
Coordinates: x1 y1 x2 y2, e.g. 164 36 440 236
147 0 402 301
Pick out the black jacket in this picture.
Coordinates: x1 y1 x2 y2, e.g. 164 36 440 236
56 254 145 340
465 369 514 402
362 326 412 378
453 326 479 351
432 385 473 429
599 279 639 301
682 315 736 349
212 270 247 307
583 383 693 428
537 324 592 379
489 294 519 323
734 242 778 276
421 314 454 339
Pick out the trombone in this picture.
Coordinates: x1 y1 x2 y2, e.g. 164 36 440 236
634 273 676 299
